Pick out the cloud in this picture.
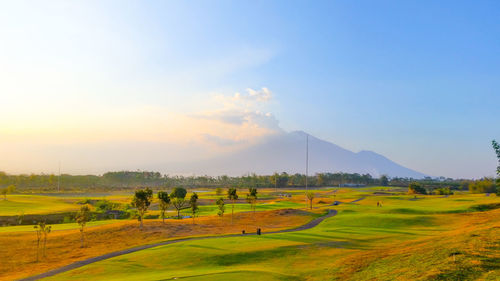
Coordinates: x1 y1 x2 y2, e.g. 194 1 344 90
192 87 283 141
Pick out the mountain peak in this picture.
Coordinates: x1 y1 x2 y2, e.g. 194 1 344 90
162 131 427 178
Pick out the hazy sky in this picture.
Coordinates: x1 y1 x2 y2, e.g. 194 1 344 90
0 0 499 178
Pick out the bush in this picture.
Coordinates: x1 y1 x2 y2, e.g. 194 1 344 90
63 215 74 223
95 199 119 211
432 187 453 195
408 183 427 195
468 179 496 194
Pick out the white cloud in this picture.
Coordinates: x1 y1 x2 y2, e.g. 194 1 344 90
192 87 283 142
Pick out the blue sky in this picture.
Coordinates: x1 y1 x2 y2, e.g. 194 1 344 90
0 0 498 178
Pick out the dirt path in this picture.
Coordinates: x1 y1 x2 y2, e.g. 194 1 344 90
20 198 364 281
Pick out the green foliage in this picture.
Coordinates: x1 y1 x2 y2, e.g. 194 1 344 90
34 221 51 261
215 187 223 195
95 199 118 212
170 187 188 219
227 187 238 201
408 182 427 195
216 197 225 217
246 188 258 215
380 175 389 186
157 191 171 223
75 204 92 247
76 205 92 227
305 191 315 209
468 179 496 194
271 172 290 188
0 184 15 200
131 188 153 228
170 187 187 199
432 187 452 195
227 188 238 224
189 193 199 223
492 140 500 177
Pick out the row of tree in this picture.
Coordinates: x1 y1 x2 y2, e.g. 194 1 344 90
130 187 260 229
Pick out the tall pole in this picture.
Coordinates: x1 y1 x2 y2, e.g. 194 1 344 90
305 134 309 191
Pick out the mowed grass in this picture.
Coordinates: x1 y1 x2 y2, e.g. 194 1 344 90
0 220 117 233
0 195 78 215
44 192 500 281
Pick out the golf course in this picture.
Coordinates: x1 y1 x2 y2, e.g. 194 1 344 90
1 186 498 281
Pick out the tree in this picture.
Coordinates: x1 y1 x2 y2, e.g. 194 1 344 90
0 184 15 200
131 188 153 229
227 188 238 224
493 140 500 177
469 179 496 194
215 187 223 196
380 175 389 186
75 204 91 248
216 197 225 221
189 192 199 224
246 187 258 218
317 173 325 186
157 191 171 224
306 191 315 209
272 172 279 192
170 187 188 219
408 182 427 195
34 221 51 260
0 188 7 200
493 140 500 195
34 224 42 262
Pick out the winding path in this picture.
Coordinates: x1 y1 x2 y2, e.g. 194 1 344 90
20 197 364 281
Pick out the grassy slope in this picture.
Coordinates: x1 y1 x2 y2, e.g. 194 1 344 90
44 193 500 281
0 208 319 280
0 220 116 233
0 195 77 216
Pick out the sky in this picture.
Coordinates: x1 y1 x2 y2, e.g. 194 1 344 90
0 0 499 178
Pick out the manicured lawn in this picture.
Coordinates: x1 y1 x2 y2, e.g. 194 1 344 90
44 192 500 281
0 195 78 216
0 220 117 233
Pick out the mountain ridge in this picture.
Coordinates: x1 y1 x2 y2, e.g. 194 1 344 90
157 131 427 178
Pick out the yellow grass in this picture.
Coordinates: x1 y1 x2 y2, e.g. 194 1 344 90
0 209 316 281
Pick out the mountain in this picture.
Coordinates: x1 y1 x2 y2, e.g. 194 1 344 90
159 131 427 178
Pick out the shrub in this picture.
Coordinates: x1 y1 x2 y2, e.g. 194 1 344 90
408 182 427 195
95 199 118 211
468 179 496 194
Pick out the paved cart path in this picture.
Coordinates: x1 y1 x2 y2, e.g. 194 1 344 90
20 197 365 281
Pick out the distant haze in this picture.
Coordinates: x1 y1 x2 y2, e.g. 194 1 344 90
156 131 427 178
0 1 498 178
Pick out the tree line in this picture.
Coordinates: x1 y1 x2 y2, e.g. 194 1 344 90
0 170 462 191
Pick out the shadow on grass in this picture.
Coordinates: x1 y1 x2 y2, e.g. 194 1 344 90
160 270 303 281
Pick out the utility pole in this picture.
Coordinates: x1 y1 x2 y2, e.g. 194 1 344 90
305 134 309 191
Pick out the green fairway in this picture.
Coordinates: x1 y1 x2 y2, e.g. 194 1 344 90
44 192 500 281
0 195 78 216
0 220 117 233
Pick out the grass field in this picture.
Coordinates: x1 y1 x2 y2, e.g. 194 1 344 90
0 195 78 216
1 188 499 281
0 220 117 233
